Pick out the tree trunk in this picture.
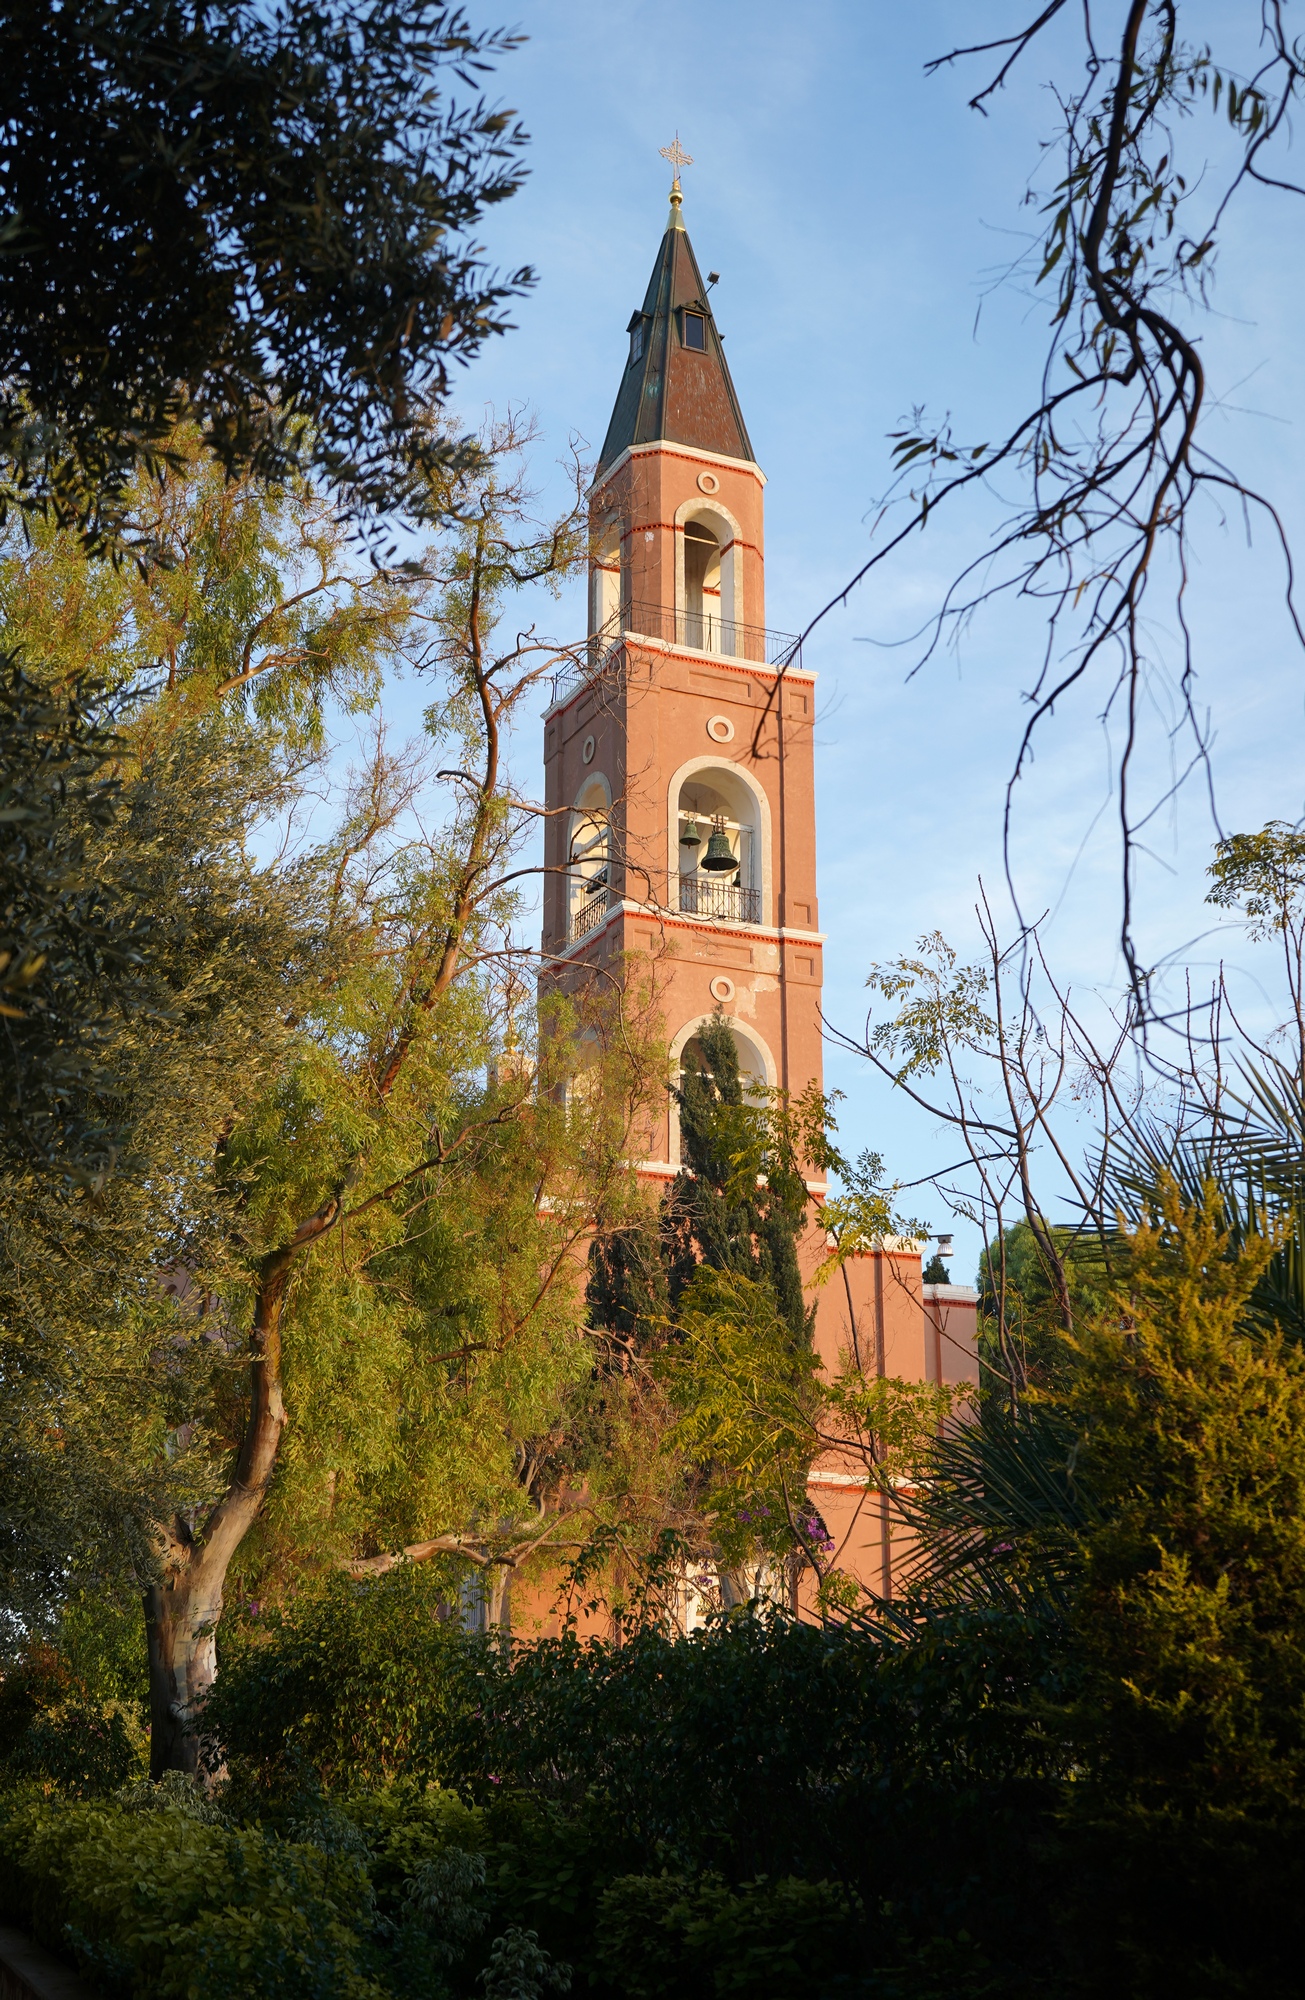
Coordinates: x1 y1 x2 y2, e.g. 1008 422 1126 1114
144 1549 225 1778
145 1243 294 1773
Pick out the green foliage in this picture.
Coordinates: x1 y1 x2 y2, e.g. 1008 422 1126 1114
662 1016 817 1342
863 934 993 1084
594 1872 860 2000
0 662 152 1178
578 1015 850 1593
0 427 620 1705
975 1218 1106 1392
207 1568 488 1790
0 677 309 1620
477 1926 571 2000
1060 1182 1305 1820
17 1349 1305 2000
1207 820 1305 943
0 1648 143 1796
816 1145 928 1279
662 1269 822 1567
0 1793 386 1999
584 1210 670 1352
0 0 532 547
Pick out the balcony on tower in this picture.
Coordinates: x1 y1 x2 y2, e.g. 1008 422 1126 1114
551 599 800 708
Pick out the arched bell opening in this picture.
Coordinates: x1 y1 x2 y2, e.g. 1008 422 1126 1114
677 500 739 652
683 519 722 651
568 775 611 944
676 765 759 925
677 1027 768 1095
589 513 622 640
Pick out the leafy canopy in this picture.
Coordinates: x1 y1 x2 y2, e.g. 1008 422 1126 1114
0 1 532 550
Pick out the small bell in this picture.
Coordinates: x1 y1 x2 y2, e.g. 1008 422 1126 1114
700 815 738 874
585 868 608 896
680 815 702 850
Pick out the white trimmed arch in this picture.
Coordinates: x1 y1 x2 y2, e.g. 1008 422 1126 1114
667 752 772 923
674 493 743 639
568 770 612 932
667 1015 778 1166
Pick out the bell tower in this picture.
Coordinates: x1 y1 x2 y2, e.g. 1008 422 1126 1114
530 171 982 1620
541 172 824 1169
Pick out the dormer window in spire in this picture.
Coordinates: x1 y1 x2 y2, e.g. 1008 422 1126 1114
629 321 644 365
682 310 706 351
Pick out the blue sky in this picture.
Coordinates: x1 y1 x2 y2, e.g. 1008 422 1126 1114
429 1 1305 1276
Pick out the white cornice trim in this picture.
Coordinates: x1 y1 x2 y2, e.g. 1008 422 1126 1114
543 641 816 722
629 632 816 682
544 901 827 966
589 441 768 499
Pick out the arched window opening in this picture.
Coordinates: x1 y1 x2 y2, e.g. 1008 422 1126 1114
590 515 621 641
677 766 759 925
678 1030 767 1096
682 518 722 652
670 1015 774 1167
569 779 611 945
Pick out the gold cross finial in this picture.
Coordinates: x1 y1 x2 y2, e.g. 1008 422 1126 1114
660 134 692 227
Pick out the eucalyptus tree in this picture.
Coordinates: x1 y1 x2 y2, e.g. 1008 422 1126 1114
0 432 656 1772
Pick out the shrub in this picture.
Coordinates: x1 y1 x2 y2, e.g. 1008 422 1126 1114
207 1567 489 1789
0 1793 385 1999
0 1647 143 1795
594 1873 860 2000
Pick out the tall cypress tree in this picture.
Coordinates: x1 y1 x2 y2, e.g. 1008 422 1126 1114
586 1211 672 1357
664 1015 812 1341
588 1015 815 1347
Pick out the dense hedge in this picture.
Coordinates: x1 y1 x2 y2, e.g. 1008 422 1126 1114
203 1571 1305 1997
4 1565 1305 1997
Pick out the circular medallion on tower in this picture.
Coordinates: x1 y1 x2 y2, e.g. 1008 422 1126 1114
709 976 735 1003
706 714 735 744
696 470 720 494
582 734 596 764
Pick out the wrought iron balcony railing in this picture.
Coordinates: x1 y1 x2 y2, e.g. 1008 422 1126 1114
550 601 802 707
565 874 763 944
568 894 609 945
621 600 801 668
678 875 761 925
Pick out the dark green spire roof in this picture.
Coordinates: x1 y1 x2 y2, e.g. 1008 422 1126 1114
597 187 755 474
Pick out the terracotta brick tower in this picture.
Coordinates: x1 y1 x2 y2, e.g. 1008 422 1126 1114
541 172 824 1164
539 177 978 1612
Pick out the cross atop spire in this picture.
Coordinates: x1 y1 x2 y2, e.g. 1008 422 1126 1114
659 133 693 174
659 134 693 230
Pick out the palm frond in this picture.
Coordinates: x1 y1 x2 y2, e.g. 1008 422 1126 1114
893 1403 1094 1602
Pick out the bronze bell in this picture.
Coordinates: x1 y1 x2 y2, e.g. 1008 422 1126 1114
680 816 702 851
700 815 738 873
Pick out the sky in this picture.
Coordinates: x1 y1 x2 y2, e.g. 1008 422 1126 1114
417 0 1305 1279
